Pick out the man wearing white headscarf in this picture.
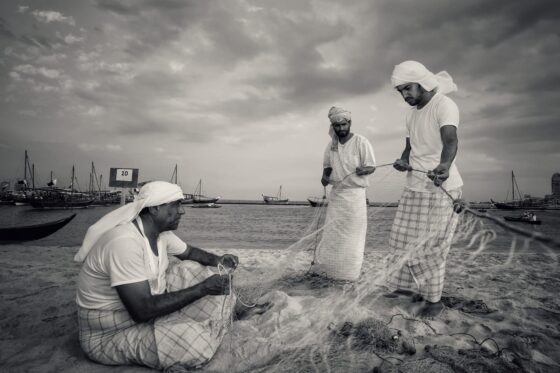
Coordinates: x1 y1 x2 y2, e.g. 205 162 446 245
310 106 376 281
385 61 463 318
75 181 239 370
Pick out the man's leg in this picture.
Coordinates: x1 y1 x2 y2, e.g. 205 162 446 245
78 308 160 369
384 264 418 298
413 262 446 318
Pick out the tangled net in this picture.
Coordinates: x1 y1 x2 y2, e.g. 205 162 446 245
198 166 560 373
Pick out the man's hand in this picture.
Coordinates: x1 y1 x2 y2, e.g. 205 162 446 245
393 159 412 172
200 274 230 295
428 164 450 186
218 254 239 270
453 198 467 214
356 166 376 176
321 175 330 186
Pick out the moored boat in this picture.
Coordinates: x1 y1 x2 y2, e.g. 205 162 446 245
263 186 289 205
503 216 542 225
0 213 76 243
189 203 221 208
307 196 328 207
492 171 545 210
183 179 220 204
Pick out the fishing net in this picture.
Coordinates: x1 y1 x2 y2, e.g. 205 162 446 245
173 166 560 373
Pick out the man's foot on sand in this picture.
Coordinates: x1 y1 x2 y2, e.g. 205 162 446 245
383 289 415 298
415 301 445 319
235 301 273 320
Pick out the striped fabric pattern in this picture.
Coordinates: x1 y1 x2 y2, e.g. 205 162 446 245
385 188 461 302
78 260 234 370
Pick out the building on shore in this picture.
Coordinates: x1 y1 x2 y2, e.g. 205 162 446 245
544 172 560 206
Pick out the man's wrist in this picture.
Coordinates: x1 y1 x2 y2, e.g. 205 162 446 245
213 254 221 267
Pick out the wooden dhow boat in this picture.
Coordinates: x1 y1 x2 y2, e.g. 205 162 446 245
0 213 76 243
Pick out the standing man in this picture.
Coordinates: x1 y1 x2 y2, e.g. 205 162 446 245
310 106 376 281
74 181 238 370
385 60 463 318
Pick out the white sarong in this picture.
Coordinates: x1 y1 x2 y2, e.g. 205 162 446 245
310 187 367 281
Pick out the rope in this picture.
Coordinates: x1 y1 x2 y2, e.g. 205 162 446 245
398 166 560 250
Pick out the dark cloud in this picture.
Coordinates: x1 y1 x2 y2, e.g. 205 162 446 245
0 17 17 41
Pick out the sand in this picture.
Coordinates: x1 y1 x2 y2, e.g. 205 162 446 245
1 244 559 372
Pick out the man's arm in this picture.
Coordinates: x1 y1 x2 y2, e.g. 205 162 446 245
393 138 412 171
428 125 458 186
116 275 229 323
176 244 239 269
321 167 332 186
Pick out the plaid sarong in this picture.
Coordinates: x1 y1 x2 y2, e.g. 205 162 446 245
78 260 235 369
385 188 461 302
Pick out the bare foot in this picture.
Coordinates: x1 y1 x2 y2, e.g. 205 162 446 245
383 289 415 298
416 301 445 318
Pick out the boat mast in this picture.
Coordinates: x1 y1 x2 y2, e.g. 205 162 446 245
23 150 34 189
71 165 75 195
170 164 178 184
279 185 282 199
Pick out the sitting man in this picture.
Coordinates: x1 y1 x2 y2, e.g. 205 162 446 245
74 181 238 370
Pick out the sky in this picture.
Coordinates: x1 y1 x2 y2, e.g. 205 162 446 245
0 0 559 202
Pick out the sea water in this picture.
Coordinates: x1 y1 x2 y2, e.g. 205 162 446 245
0 204 558 251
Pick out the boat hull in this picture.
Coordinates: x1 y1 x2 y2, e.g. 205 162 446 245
307 197 327 207
30 199 94 209
0 213 76 243
503 216 542 225
190 203 221 208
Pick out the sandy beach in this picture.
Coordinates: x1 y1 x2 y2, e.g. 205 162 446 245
1 242 559 373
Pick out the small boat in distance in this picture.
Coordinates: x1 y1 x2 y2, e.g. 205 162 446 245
30 166 94 209
263 185 289 205
504 215 542 225
190 203 221 208
307 196 327 207
183 179 220 205
0 213 76 243
492 171 545 210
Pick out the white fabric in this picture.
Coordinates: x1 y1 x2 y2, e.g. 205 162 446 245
311 187 368 281
323 134 376 188
76 222 187 310
75 181 184 262
404 93 463 192
327 106 352 151
328 106 351 124
391 60 457 94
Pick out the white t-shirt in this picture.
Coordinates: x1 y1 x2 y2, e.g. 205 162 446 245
405 93 463 192
76 222 188 310
324 133 376 188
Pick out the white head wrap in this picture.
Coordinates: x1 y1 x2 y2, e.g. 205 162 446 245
327 106 351 151
391 60 458 94
74 181 184 262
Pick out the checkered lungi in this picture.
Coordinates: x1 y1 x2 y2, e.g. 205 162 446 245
385 188 461 302
310 187 368 281
78 260 235 369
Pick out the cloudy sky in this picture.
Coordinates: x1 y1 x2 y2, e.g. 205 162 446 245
1 0 559 202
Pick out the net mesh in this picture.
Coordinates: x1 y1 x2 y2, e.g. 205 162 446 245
174 167 560 373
